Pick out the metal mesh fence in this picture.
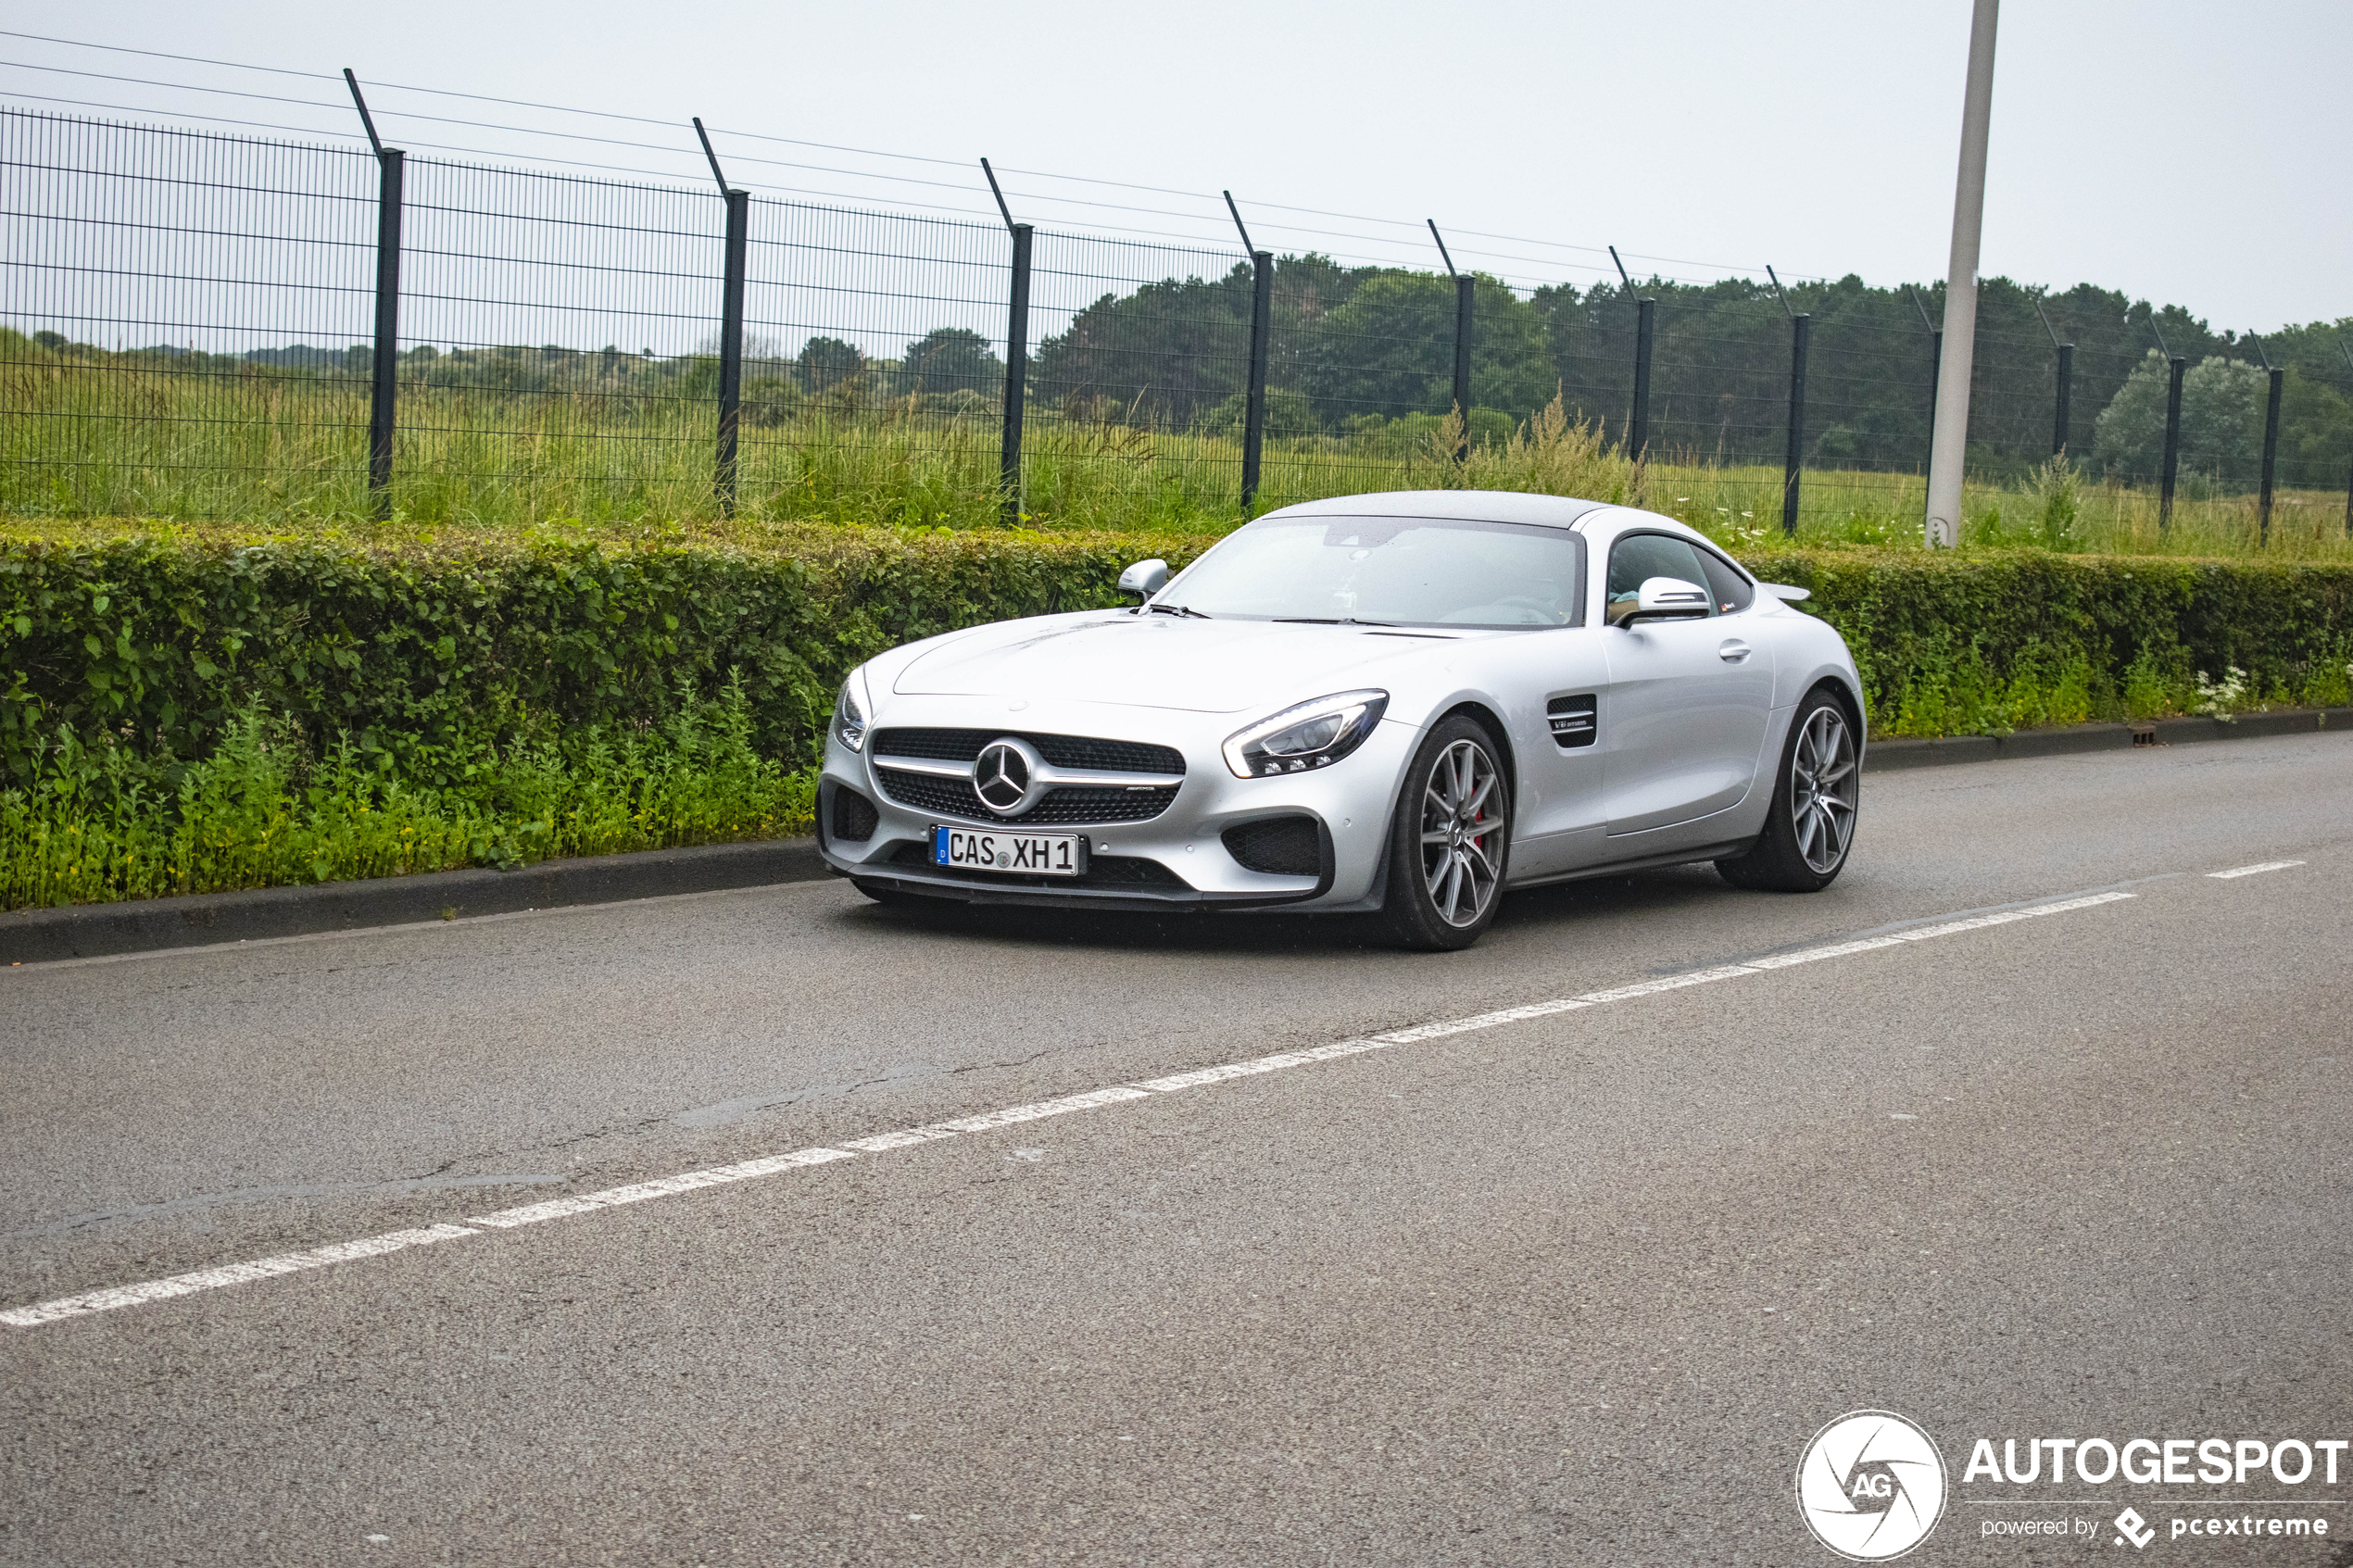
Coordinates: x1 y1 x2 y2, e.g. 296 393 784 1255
393 157 722 519
737 199 1006 513
4 103 2350 535
0 107 376 515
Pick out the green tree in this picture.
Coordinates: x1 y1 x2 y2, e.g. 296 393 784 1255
2094 351 2268 486
796 335 865 393
1030 269 1253 427
2278 366 2353 491
1299 271 1554 423
900 327 1002 397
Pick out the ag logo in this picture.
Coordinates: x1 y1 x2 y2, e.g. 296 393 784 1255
1795 1410 1948 1561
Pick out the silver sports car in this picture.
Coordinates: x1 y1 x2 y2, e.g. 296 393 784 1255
817 490 1863 949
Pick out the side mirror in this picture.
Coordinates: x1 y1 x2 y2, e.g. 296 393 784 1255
1616 576 1712 627
1118 558 1170 600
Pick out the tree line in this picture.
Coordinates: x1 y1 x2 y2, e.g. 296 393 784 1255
1023 261 2353 489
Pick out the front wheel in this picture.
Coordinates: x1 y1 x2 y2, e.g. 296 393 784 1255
1717 688 1859 892
1377 717 1512 951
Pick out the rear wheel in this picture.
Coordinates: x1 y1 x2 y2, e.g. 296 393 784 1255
1716 688 1858 892
1377 717 1511 951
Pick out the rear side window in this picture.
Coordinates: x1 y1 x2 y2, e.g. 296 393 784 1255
1604 533 1715 624
1693 546 1755 614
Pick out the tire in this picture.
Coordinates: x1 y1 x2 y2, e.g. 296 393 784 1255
1717 687 1859 893
1377 716 1512 951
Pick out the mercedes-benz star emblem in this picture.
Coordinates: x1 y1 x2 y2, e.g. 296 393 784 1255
974 740 1035 816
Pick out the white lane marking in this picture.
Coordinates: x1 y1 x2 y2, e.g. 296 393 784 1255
1 887 2137 1330
2208 860 2304 879
0 1224 478 1327
470 1147 858 1230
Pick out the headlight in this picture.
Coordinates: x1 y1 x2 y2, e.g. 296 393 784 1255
833 669 872 752
1223 689 1388 779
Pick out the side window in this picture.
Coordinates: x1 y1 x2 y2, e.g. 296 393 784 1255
1693 546 1755 614
1604 533 1713 625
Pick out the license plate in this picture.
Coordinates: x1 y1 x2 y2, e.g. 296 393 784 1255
932 824 1084 877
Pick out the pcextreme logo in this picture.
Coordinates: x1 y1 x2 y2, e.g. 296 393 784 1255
1796 1410 1951 1562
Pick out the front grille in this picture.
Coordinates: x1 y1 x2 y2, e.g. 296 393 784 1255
873 728 1185 776
1222 815 1323 877
886 840 1192 891
830 787 879 842
873 767 1178 825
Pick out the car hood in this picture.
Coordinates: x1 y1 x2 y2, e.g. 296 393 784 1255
889 613 1475 714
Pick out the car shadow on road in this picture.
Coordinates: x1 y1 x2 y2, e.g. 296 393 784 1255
830 861 1746 960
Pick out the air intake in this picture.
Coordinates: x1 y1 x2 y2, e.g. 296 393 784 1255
1222 815 1322 877
830 786 879 843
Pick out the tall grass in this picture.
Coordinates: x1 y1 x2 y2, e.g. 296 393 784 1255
9 342 2348 558
1 677 815 912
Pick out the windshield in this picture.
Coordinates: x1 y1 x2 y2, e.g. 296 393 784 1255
1159 516 1584 627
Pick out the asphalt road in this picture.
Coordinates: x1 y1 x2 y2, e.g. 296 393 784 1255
3 733 2349 1567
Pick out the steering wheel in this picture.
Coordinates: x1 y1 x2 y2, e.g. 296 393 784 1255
1486 595 1562 623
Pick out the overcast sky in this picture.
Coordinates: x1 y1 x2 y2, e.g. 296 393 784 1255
4 0 2345 329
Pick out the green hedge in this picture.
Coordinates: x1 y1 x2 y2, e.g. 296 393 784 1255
1743 548 2353 731
5 530 2351 794
0 528 1216 789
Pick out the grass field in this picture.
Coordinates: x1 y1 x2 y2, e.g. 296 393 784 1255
8 348 2351 559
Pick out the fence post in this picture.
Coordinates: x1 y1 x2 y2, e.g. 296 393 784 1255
1630 298 1655 460
1453 275 1475 462
1223 194 1272 513
1782 312 1810 536
981 160 1030 525
692 121 749 516
2259 365 2282 545
346 72 403 519
2032 297 2070 459
2342 337 2353 537
715 190 748 516
1000 223 1033 523
1908 287 1942 498
2158 354 2185 528
365 150 404 518
1611 249 1653 460
2054 343 2073 457
1428 222 1471 463
1242 249 1272 510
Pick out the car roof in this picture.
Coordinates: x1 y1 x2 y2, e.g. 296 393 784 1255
1255 489 1617 531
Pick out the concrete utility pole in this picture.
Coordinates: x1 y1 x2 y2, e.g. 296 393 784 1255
1924 0 2000 548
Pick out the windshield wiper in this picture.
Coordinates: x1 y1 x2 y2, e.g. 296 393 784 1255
1273 616 1397 627
1147 602 1211 619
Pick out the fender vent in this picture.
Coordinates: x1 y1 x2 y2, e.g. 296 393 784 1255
1222 815 1322 877
830 787 879 842
1547 694 1598 749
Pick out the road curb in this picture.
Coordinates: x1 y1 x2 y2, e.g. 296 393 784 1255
1864 707 2353 773
0 837 829 965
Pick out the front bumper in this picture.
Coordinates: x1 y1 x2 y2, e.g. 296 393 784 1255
815 694 1416 910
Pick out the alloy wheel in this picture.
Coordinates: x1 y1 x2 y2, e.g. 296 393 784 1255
1790 706 1857 874
1417 738 1504 928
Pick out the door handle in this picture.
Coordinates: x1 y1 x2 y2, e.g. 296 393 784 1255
1718 639 1752 662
